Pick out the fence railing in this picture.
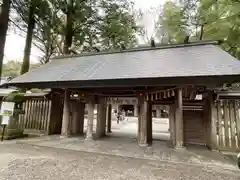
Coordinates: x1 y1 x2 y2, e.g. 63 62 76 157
18 99 51 134
215 100 240 151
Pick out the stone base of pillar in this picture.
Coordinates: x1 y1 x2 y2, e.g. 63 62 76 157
85 135 93 140
138 142 149 147
84 133 94 141
60 135 69 138
174 146 186 150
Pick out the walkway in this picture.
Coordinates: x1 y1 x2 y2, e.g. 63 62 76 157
0 143 239 180
11 135 237 170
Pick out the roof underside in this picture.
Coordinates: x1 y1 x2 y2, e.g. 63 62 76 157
7 42 240 88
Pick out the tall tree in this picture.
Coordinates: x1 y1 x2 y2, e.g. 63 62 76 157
99 0 138 50
153 0 240 59
20 0 37 74
155 1 187 44
0 0 11 77
12 0 140 65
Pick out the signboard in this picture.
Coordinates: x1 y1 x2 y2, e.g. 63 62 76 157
1 116 9 125
0 102 15 125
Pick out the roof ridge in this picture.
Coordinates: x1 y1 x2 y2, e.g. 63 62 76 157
52 40 220 60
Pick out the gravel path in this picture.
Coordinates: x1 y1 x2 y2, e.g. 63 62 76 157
0 143 239 180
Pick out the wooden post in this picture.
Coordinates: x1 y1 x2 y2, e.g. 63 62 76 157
205 92 218 150
138 95 148 146
134 104 138 117
72 101 85 135
223 101 230 147
175 88 184 149
78 102 85 135
229 100 236 149
85 97 94 140
48 90 63 135
107 104 112 133
96 97 107 138
217 101 224 148
234 101 240 148
146 101 152 144
61 89 71 137
169 104 176 146
156 106 161 118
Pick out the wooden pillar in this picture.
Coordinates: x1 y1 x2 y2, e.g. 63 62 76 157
169 104 176 146
138 95 148 146
78 102 85 135
107 104 112 133
72 101 85 135
96 97 107 138
61 89 71 137
146 101 152 144
48 90 63 135
205 92 217 150
85 98 94 140
156 106 161 118
134 104 138 117
175 88 184 148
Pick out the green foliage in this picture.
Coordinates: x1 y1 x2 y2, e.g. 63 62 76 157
99 0 138 50
2 61 21 78
154 0 240 59
155 1 187 43
2 61 41 78
11 0 140 64
3 91 26 103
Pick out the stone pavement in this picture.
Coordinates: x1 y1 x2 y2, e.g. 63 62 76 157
9 135 238 171
0 143 239 180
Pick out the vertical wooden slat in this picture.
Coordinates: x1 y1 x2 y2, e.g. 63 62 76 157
46 100 52 132
18 103 23 129
23 101 28 129
30 100 36 129
223 100 230 147
36 100 41 130
229 100 236 149
20 102 26 129
39 100 44 130
39 100 43 130
41 100 47 130
35 100 40 130
217 101 224 147
234 101 240 147
26 100 31 129
33 99 39 130
42 100 47 131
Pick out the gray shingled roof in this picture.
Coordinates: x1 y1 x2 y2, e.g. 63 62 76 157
7 42 240 87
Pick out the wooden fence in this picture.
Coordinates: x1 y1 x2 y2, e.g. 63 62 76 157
18 99 51 135
215 100 240 151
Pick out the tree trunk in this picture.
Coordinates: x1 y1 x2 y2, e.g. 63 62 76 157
20 1 36 75
0 0 11 77
199 24 204 40
63 0 73 55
